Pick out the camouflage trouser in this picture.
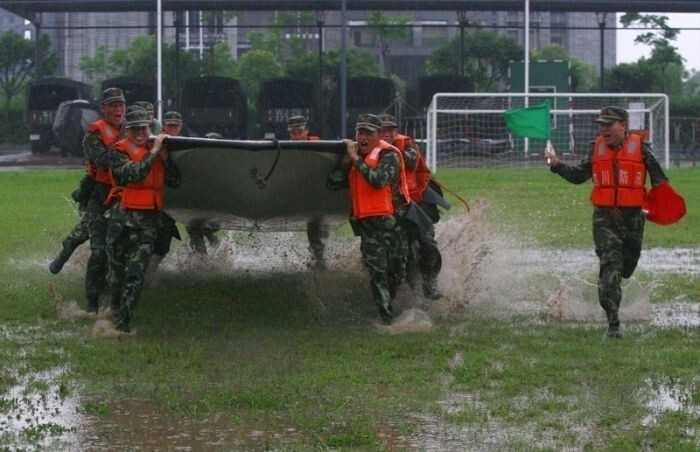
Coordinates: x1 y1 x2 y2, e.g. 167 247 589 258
106 221 158 332
59 211 90 256
405 222 442 297
153 214 178 257
186 226 220 255
356 216 409 319
84 210 109 311
593 207 645 326
307 220 329 268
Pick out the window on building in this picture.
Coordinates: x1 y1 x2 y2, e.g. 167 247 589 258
24 29 31 40
420 22 448 47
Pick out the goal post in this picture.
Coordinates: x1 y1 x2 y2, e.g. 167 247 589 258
425 92 670 170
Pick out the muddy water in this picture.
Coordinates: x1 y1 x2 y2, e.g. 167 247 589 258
8 204 700 449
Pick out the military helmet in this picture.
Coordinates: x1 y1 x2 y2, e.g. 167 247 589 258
594 106 628 124
163 111 182 125
355 113 382 132
101 87 126 105
287 115 308 131
379 113 398 128
124 109 151 129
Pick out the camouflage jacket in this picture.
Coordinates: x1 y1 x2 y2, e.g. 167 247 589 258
551 140 667 189
401 140 420 172
326 149 406 209
105 149 181 229
83 129 123 214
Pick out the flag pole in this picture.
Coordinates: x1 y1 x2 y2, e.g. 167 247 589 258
524 0 530 156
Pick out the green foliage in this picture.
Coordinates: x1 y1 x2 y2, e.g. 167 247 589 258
285 47 380 91
234 49 284 102
366 11 413 76
425 29 522 91
201 42 238 77
0 31 57 105
532 44 597 92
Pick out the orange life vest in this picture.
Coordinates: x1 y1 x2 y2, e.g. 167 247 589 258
393 134 430 203
108 139 165 211
85 119 121 185
348 140 410 219
307 135 321 141
590 134 646 207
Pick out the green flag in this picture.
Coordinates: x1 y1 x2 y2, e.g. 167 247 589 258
503 99 551 139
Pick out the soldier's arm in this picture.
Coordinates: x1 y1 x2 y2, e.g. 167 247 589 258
550 148 593 185
326 159 350 190
403 141 420 171
642 143 668 186
355 150 400 188
163 157 181 188
109 150 156 185
82 130 111 169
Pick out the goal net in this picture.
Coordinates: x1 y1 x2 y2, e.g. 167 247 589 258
425 93 669 170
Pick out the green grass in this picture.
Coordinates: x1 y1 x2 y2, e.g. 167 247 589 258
0 168 699 449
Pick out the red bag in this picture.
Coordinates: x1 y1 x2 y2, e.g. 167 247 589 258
642 181 687 225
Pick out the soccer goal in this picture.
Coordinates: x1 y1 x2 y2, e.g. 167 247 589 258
425 93 670 170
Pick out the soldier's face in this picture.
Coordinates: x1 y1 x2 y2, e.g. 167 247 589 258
380 127 398 143
356 128 380 154
127 126 150 146
599 120 626 147
102 101 126 128
164 124 182 136
289 127 309 141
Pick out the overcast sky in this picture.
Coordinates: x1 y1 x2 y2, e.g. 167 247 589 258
616 13 700 73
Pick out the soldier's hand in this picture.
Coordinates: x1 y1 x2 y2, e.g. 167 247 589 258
150 133 169 155
543 144 559 167
343 139 359 161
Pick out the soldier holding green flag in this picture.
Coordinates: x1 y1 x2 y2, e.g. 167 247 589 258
542 106 668 339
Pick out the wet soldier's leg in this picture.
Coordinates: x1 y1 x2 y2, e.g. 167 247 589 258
117 227 157 333
403 223 421 292
187 226 207 255
621 210 645 279
307 220 329 270
204 227 220 251
387 223 409 301
85 213 108 313
106 220 127 316
593 209 625 337
360 229 394 324
50 214 90 274
418 228 443 300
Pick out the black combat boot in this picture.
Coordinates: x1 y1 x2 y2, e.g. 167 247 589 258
422 276 443 301
86 297 99 315
378 304 394 325
605 311 622 338
49 246 76 274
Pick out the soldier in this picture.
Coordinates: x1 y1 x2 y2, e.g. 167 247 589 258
81 87 126 313
148 111 184 276
48 176 95 274
184 131 221 256
105 109 180 333
544 106 668 338
380 114 443 299
327 114 411 324
133 101 162 134
287 115 328 270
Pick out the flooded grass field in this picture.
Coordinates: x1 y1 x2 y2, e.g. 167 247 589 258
1 168 699 449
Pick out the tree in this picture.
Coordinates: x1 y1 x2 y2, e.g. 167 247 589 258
366 11 412 76
234 49 284 102
532 44 597 92
424 29 522 91
618 13 686 94
285 47 380 91
201 42 237 77
80 45 116 85
0 31 58 122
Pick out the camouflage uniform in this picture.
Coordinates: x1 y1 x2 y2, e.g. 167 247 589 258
49 175 96 274
551 138 667 331
106 120 180 332
394 131 443 299
327 119 408 323
82 124 121 312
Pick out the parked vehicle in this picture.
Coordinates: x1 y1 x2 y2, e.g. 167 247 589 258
328 76 396 139
52 100 101 157
258 77 317 139
26 77 91 154
181 76 247 139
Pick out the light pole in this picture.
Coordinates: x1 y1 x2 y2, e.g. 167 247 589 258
315 10 326 136
457 10 467 77
596 12 608 92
